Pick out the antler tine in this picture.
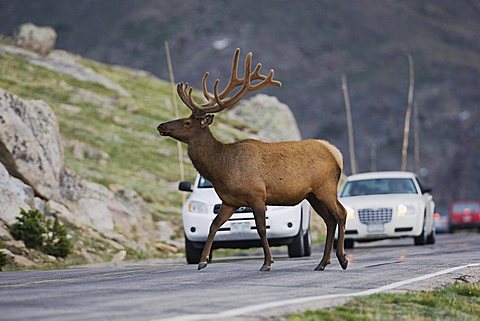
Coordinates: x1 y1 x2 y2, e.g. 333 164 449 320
248 69 282 90
251 63 264 80
201 72 215 103
176 83 196 113
199 49 251 113
218 48 243 99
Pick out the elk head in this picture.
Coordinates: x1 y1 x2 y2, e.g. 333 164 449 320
157 48 282 143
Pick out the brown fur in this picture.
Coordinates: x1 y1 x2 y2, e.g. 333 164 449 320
158 115 348 271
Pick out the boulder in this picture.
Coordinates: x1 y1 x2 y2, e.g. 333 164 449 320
0 162 34 225
59 168 85 202
3 240 28 256
75 198 115 231
14 23 57 56
0 219 12 240
13 254 36 267
64 181 154 245
0 89 64 200
46 200 81 228
227 94 302 142
111 250 127 263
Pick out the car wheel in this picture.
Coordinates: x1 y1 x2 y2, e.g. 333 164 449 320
288 227 304 258
426 225 436 244
344 238 355 249
185 236 202 264
303 229 312 257
414 217 427 246
335 238 354 249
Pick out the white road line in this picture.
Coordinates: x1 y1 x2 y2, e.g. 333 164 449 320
156 262 480 321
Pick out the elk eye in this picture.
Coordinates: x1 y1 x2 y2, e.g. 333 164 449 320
184 120 191 126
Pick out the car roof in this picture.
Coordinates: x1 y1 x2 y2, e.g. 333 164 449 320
346 171 416 181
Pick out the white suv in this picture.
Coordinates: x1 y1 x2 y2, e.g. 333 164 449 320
338 171 435 248
179 175 312 263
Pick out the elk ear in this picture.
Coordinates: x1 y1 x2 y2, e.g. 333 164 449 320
200 114 214 128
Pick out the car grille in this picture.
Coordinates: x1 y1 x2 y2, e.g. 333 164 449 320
358 208 393 224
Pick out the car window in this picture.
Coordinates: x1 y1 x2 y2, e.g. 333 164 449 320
452 202 480 212
198 176 213 188
340 178 418 197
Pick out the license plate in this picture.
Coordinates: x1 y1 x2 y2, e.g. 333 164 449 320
230 222 251 233
367 223 384 233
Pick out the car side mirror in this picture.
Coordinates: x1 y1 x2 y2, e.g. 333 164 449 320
178 181 193 192
421 186 432 194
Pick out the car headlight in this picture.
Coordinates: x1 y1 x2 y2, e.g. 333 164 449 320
397 204 416 216
188 201 208 214
345 206 355 220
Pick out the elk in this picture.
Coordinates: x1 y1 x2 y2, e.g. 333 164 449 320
157 48 348 272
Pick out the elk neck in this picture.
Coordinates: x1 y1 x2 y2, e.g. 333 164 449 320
187 127 226 181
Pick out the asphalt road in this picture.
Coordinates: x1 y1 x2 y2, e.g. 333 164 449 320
1 233 479 321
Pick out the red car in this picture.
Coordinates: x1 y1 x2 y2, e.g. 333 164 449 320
449 201 480 231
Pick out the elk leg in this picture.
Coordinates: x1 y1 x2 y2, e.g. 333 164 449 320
198 203 237 270
307 195 335 270
322 198 348 270
334 200 348 270
252 203 273 272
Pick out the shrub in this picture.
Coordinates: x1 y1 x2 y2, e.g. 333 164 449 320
44 218 71 258
10 208 72 258
10 208 47 250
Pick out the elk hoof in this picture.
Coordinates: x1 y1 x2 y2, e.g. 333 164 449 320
198 262 208 270
338 255 348 270
314 259 330 271
260 265 271 272
314 264 326 271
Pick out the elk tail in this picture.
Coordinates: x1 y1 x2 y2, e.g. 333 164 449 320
316 140 344 171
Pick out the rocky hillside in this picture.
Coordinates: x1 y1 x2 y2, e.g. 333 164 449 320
1 0 478 209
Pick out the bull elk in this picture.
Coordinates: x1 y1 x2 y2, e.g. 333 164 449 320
157 48 348 271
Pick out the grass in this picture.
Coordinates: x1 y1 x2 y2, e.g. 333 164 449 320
284 282 480 321
0 44 256 223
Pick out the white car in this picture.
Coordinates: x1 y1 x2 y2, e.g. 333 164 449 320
338 171 435 248
179 175 312 263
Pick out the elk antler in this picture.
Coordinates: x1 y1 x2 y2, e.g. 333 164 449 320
177 48 282 117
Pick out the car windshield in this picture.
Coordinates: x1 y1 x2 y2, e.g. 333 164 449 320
197 176 213 188
341 178 418 197
452 202 480 212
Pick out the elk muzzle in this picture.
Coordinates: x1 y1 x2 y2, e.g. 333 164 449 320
156 123 171 136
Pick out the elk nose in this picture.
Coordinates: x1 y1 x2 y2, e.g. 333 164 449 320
157 123 170 136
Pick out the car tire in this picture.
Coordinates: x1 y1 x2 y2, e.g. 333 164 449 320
288 227 304 258
185 236 202 264
426 225 436 244
303 229 312 257
344 238 355 249
334 239 354 249
414 216 427 246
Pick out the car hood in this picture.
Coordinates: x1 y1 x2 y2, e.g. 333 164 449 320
189 188 221 205
188 187 303 210
340 194 423 209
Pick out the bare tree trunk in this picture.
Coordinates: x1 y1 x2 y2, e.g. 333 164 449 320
401 54 415 171
342 74 357 174
165 41 186 201
413 78 420 175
